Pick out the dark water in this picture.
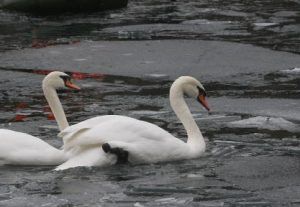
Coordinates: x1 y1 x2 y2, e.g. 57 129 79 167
0 0 300 206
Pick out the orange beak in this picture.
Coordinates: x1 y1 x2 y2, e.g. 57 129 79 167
198 95 210 111
65 80 80 90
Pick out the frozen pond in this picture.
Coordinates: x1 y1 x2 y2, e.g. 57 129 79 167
0 68 299 206
0 0 300 206
0 0 299 54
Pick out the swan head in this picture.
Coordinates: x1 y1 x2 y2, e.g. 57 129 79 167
172 76 210 111
42 71 80 90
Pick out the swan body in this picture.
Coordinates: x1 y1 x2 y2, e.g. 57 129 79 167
0 129 67 165
55 76 210 170
59 115 200 162
0 71 79 166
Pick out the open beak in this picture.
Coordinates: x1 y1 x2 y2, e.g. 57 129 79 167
198 95 210 111
65 80 80 90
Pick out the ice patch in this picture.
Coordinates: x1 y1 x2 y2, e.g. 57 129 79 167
253 23 278 27
227 116 299 132
39 125 58 130
74 58 87 61
143 73 169 81
193 114 241 122
122 53 133 56
142 60 155 64
280 67 300 74
130 110 168 116
155 197 176 203
155 197 189 205
186 173 205 179
134 203 145 207
182 19 233 25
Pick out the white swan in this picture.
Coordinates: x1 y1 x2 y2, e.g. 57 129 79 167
0 71 80 166
55 76 210 170
0 129 67 165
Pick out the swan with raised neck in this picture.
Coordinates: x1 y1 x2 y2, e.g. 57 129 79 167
42 71 80 132
54 75 210 170
0 71 80 166
170 76 208 154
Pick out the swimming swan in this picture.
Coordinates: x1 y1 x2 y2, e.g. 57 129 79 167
55 76 210 170
0 71 79 166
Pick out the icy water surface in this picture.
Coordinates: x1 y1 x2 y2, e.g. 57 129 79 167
0 0 300 206
0 0 299 53
0 69 299 206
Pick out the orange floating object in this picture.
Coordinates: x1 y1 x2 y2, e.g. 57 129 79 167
47 113 55 120
14 114 27 122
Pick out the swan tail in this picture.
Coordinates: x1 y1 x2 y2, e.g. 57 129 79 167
54 147 117 171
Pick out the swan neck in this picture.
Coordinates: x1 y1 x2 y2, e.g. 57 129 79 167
169 82 205 151
43 86 69 132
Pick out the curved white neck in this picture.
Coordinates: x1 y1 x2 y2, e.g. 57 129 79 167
169 83 205 153
43 86 69 132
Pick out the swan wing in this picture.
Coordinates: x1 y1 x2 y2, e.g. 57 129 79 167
62 115 177 151
59 115 118 137
60 115 189 163
58 115 119 143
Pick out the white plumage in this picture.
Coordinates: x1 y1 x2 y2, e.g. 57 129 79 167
0 129 67 165
0 71 79 166
55 76 209 170
0 72 209 170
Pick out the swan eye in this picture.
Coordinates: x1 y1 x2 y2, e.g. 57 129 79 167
197 86 206 96
59 75 71 85
60 75 80 90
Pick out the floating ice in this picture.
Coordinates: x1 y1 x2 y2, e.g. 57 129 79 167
227 116 299 132
193 114 241 122
280 67 300 74
155 197 176 203
73 58 87 62
142 61 155 64
253 23 278 27
143 73 169 81
186 173 205 179
155 197 188 205
182 19 233 25
130 110 168 116
122 53 133 56
39 125 58 130
134 202 145 207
